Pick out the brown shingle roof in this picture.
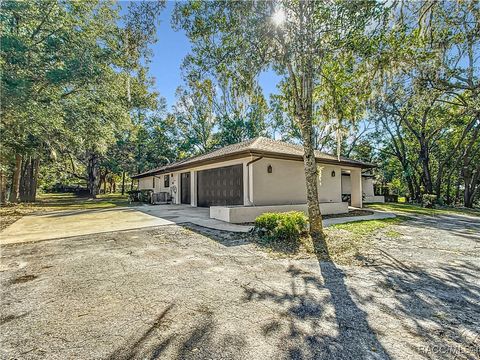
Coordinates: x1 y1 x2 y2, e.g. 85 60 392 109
132 137 375 178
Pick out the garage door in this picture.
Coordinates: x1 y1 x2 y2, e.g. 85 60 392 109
197 165 243 207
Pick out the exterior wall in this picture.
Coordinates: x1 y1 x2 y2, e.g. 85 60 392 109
139 157 251 206
341 175 351 194
364 195 385 203
342 175 375 197
362 178 375 197
138 157 356 209
138 174 173 193
210 202 349 224
318 164 342 203
138 176 154 190
251 158 342 205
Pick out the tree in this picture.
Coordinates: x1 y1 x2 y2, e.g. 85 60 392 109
0 0 165 200
173 0 382 241
370 0 480 206
173 79 216 154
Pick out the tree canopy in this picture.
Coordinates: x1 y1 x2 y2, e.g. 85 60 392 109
1 0 478 218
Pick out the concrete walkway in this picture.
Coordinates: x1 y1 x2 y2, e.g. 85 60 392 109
0 204 395 245
0 205 251 245
323 209 396 227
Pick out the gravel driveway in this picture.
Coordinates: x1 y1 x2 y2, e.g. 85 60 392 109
0 213 479 359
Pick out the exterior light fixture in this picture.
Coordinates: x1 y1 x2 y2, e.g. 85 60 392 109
331 170 336 177
267 165 273 173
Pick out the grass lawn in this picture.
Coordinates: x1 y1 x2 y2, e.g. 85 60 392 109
35 192 131 210
0 193 131 230
324 217 405 265
366 202 480 217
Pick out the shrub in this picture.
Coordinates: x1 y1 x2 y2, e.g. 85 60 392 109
127 189 153 203
422 194 437 208
254 211 308 242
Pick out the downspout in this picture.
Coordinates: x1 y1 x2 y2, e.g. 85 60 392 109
246 155 263 206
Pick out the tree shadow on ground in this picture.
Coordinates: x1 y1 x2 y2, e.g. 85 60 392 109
243 236 391 359
184 223 301 254
397 214 480 241
107 305 247 360
107 304 175 360
367 251 480 359
182 223 253 247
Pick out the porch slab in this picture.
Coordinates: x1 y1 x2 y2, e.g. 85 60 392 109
210 202 349 224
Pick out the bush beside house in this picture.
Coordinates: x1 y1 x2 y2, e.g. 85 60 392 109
253 211 308 252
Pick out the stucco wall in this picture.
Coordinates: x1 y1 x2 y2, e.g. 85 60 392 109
318 164 342 203
342 175 374 197
210 202 349 223
341 175 351 194
138 174 176 193
138 176 154 190
362 178 375 197
139 157 349 207
251 158 342 205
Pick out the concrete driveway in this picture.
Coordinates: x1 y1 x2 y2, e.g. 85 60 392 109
0 205 251 244
0 213 479 359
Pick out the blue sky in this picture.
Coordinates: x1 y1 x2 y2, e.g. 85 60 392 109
140 1 281 110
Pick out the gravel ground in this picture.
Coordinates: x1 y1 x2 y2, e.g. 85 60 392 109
0 213 479 359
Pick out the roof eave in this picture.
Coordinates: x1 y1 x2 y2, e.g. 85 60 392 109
131 149 376 179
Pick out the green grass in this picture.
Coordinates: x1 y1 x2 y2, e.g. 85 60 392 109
329 217 404 235
35 192 130 210
324 217 405 265
385 230 401 238
0 193 131 230
366 202 480 217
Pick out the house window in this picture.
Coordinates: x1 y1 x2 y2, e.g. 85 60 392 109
152 177 155 189
164 175 170 188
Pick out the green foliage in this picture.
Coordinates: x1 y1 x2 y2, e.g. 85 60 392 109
0 0 167 200
421 194 438 209
254 211 308 242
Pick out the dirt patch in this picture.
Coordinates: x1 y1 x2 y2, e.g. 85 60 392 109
0 205 41 231
323 209 374 219
11 274 38 284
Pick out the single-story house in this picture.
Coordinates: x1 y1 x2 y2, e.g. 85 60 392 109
132 137 375 223
341 172 385 203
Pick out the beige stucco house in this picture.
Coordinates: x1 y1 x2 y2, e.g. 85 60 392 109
133 137 375 223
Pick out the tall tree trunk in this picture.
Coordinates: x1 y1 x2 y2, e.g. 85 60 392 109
435 164 443 200
419 143 433 194
19 156 30 202
463 164 480 208
9 154 22 203
405 173 416 202
300 121 324 239
455 173 462 205
446 173 452 205
18 156 39 202
87 153 100 198
0 168 6 204
121 171 126 195
31 158 39 202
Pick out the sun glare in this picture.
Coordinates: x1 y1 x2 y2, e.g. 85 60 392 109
272 9 286 26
